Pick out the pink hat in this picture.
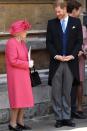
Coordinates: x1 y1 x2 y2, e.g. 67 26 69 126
9 20 31 35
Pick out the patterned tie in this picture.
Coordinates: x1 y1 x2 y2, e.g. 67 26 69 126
61 19 66 33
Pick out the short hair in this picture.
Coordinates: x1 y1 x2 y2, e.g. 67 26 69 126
67 0 82 13
54 0 67 9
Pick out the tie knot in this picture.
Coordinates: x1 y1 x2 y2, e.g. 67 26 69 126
63 19 65 22
62 19 66 26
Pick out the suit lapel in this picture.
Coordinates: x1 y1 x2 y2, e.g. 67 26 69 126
66 16 71 40
55 18 62 35
55 18 63 48
65 16 73 49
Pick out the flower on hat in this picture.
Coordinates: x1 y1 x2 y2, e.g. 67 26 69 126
9 20 31 35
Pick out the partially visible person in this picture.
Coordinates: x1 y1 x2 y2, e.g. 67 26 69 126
67 0 82 18
46 0 83 128
5 20 34 131
67 0 87 119
78 26 87 117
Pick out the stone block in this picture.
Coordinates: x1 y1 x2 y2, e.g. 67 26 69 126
0 3 55 32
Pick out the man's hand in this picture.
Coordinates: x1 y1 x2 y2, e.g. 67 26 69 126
55 55 64 62
78 51 84 57
63 55 74 62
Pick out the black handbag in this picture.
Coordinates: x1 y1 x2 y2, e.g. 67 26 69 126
30 66 41 87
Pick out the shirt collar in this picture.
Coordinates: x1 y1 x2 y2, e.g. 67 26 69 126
61 15 69 23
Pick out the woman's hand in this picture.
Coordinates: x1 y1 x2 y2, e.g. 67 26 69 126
29 60 34 68
78 51 84 57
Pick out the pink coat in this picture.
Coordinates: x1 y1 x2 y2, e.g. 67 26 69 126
79 26 87 81
5 38 34 108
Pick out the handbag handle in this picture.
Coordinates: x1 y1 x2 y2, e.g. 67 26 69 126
32 66 36 72
30 66 36 73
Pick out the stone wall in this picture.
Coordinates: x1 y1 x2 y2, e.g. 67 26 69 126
0 0 86 31
78 0 86 11
0 53 5 74
0 0 54 74
0 0 55 32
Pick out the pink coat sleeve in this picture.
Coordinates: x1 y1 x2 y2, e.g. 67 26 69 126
83 26 87 39
6 40 29 69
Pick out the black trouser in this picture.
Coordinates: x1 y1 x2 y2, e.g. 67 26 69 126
71 85 78 113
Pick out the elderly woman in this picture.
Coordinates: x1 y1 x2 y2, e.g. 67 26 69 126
5 20 34 131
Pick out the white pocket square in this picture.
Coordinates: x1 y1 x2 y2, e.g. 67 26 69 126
72 26 76 29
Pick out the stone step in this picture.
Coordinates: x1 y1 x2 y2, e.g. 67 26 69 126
0 69 49 86
0 37 46 52
0 84 51 109
0 68 87 109
0 30 46 52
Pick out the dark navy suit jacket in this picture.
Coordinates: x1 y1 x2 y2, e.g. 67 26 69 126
46 16 83 85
